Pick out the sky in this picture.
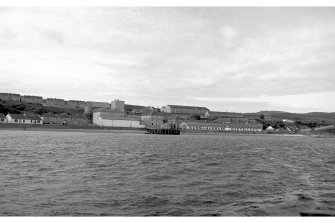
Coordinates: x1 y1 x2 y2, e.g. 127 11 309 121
0 7 335 113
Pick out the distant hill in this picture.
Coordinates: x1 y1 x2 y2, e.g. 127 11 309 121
0 99 83 115
244 111 335 124
256 111 287 115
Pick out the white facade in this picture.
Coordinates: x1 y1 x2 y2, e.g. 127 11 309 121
6 114 43 124
95 117 140 128
93 111 141 128
0 117 7 123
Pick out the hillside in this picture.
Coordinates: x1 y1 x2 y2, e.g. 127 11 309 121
244 111 335 123
0 100 83 115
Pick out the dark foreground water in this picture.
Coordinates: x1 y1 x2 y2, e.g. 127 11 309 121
0 130 335 216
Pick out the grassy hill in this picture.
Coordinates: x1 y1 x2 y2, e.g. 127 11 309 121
0 99 83 115
244 111 335 131
244 111 335 123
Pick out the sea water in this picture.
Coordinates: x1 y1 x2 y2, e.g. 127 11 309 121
0 130 335 216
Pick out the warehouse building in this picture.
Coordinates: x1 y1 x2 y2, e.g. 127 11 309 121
162 105 209 115
92 99 142 128
94 115 141 128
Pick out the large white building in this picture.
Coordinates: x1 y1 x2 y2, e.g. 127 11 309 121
94 114 141 128
92 99 142 128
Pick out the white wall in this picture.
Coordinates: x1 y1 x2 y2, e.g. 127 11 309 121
0 118 7 123
97 117 140 128
6 115 19 124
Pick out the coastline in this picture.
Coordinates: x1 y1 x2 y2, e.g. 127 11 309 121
181 132 307 137
0 123 146 134
0 128 146 134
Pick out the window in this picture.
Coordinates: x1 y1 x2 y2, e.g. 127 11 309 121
37 121 40 123
14 119 18 122
23 120 25 123
1 118 3 121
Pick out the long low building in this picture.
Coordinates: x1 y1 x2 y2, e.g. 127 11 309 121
162 105 209 115
6 114 43 124
179 121 263 132
94 114 141 128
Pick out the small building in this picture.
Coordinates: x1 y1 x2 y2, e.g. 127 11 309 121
0 113 7 123
73 114 87 125
6 114 24 124
41 113 62 124
59 113 75 125
140 111 165 128
25 114 43 124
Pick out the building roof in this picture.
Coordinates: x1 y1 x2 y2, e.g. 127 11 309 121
0 113 6 119
8 114 26 119
25 115 42 121
167 105 209 110
7 113 42 120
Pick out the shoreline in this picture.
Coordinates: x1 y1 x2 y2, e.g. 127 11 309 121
181 132 306 137
0 123 146 134
0 128 146 134
1 124 331 137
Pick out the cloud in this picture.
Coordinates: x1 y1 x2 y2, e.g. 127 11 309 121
220 25 238 40
0 7 335 112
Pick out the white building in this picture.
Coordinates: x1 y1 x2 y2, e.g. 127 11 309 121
0 113 7 123
94 114 141 128
6 113 43 124
283 119 295 123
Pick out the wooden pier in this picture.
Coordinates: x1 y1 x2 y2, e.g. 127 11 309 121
145 128 180 135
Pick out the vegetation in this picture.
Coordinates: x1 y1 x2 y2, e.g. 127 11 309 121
0 100 83 115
